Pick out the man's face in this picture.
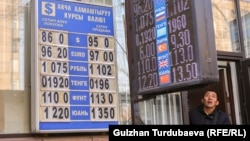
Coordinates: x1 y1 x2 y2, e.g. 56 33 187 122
201 91 219 108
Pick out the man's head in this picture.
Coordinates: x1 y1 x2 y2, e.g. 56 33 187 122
201 90 219 109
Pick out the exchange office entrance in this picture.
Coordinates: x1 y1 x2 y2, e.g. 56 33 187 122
184 59 250 125
241 58 250 124
187 61 241 124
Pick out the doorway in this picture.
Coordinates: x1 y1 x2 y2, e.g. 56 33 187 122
241 58 250 124
184 61 242 124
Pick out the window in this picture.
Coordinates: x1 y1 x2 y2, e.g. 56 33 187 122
212 0 241 52
240 0 250 57
138 92 183 124
0 0 31 134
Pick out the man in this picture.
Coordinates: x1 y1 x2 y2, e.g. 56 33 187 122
189 90 231 125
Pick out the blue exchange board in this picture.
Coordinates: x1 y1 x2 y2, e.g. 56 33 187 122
36 0 118 132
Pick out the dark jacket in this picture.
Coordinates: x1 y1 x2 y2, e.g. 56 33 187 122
189 105 231 125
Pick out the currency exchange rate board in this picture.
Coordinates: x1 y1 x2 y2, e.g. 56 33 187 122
126 0 218 95
31 0 118 133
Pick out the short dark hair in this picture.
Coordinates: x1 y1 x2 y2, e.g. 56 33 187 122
203 90 218 99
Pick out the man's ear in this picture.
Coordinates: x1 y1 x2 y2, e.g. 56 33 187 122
216 101 219 106
201 99 204 104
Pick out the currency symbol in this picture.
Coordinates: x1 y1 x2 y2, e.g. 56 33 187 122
45 3 53 15
76 37 81 43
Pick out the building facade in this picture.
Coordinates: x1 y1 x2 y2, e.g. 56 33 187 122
129 0 250 125
0 0 250 140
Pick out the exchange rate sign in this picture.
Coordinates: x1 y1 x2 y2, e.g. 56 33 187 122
31 0 118 132
127 0 219 95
